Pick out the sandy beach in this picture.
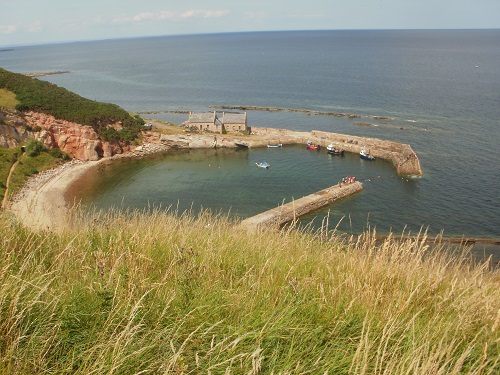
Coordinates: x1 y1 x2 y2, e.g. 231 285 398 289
8 160 100 232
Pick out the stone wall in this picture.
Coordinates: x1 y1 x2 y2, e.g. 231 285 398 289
309 130 422 176
241 181 363 231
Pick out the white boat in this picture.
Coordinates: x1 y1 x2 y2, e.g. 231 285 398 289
326 144 344 155
360 148 375 161
256 162 270 169
267 143 282 148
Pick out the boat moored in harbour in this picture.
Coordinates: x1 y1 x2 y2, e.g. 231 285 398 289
267 143 283 148
306 141 320 150
360 148 375 160
327 144 344 155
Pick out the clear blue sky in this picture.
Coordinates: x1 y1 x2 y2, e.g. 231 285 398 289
2 0 499 47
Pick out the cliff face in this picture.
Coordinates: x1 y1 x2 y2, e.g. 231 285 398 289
0 109 32 148
0 109 129 161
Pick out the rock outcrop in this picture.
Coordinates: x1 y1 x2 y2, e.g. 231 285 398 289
0 109 130 161
0 109 32 148
0 123 31 148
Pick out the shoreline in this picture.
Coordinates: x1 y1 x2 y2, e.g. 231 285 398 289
6 149 500 250
8 159 101 232
4 126 497 249
6 141 171 232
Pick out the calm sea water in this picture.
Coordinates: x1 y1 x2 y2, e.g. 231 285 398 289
1 30 499 251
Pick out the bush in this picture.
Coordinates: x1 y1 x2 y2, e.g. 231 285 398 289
49 147 71 160
99 127 120 142
25 138 46 157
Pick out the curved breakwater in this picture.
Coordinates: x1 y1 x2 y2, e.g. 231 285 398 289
157 127 422 176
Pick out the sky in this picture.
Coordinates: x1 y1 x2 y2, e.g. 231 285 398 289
1 0 499 47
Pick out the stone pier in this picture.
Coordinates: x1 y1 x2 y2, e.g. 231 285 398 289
241 181 363 231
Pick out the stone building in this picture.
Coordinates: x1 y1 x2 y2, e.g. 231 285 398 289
221 112 249 133
187 111 250 134
187 111 220 132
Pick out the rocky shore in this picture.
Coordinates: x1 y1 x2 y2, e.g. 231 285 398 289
209 105 395 120
25 71 70 77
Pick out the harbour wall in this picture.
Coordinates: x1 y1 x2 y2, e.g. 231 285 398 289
241 181 363 231
156 127 422 176
242 129 422 176
310 130 421 176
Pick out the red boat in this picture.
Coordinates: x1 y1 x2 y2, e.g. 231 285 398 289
306 141 320 150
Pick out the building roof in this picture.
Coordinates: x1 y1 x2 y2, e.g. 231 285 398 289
188 112 216 123
222 112 246 124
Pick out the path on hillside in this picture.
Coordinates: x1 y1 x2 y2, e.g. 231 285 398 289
1 154 22 210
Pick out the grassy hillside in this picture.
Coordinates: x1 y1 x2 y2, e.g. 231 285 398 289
1 208 498 374
0 68 144 141
0 88 19 108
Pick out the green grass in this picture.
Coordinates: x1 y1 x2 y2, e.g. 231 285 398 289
0 208 498 374
0 88 19 108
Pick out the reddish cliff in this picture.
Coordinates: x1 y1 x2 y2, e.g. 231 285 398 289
0 110 130 161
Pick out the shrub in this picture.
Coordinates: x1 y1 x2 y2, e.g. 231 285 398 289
99 127 120 142
25 138 46 157
49 147 71 160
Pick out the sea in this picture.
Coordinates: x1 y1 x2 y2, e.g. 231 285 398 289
1 30 499 260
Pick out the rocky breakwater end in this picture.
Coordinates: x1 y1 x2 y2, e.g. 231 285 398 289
310 130 422 176
241 181 363 232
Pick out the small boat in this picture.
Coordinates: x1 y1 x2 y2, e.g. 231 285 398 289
267 143 283 148
327 144 344 155
306 141 320 150
235 142 248 149
256 162 270 169
360 148 375 161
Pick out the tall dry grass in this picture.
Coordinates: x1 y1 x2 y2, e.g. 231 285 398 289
0 207 498 374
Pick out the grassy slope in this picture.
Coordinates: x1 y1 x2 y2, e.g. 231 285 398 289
0 68 134 126
0 88 19 108
1 208 498 374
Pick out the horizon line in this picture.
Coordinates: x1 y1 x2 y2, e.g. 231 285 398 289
2 27 499 49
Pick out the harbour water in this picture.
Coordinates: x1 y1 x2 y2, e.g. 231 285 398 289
1 30 499 257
